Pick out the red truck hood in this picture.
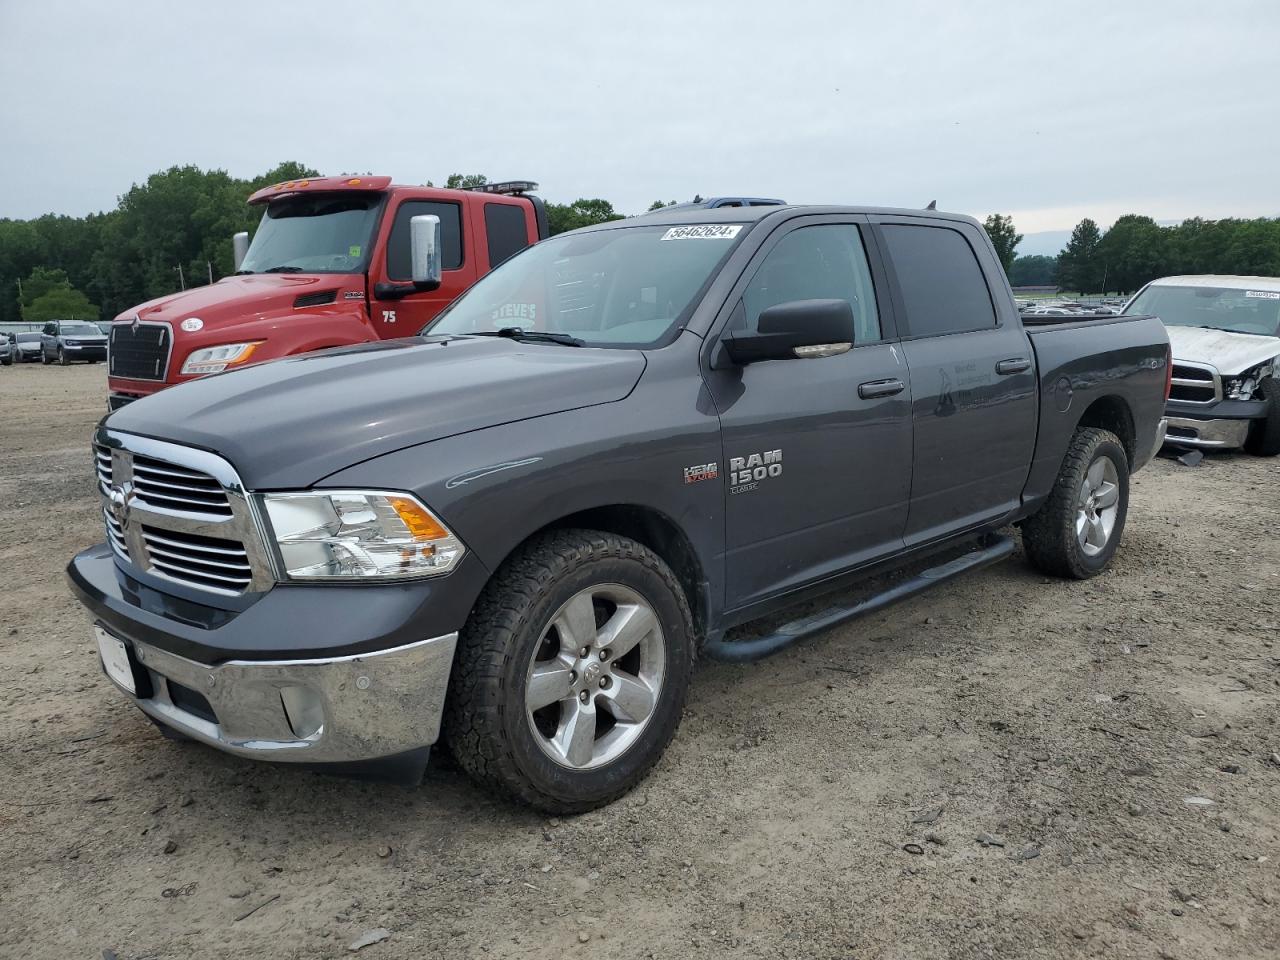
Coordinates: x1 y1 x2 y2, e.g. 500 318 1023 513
113 274 365 332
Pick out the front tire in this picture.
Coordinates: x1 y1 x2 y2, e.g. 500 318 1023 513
444 530 694 813
57 348 68 366
1243 377 1280 456
1021 427 1129 579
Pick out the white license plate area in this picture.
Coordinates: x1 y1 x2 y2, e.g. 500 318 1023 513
94 625 136 695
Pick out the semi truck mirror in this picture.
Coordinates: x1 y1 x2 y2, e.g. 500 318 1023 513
232 232 250 272
410 214 442 291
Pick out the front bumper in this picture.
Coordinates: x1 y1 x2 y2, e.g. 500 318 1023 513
1164 416 1251 449
67 544 487 765
117 630 456 763
1162 397 1267 450
62 344 108 359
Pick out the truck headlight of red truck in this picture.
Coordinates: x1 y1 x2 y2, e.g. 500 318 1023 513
181 341 264 376
260 490 464 580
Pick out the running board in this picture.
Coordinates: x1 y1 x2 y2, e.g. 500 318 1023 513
702 534 1015 663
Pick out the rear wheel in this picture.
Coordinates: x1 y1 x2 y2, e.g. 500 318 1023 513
1243 377 1280 456
1021 427 1129 579
444 530 694 813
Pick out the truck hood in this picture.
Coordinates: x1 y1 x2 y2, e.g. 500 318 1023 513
1166 325 1280 375
114 273 364 328
104 336 646 488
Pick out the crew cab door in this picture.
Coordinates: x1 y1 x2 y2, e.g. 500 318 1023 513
703 217 914 612
369 198 477 335
871 216 1037 545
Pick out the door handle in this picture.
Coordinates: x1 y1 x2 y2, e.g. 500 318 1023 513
858 378 905 399
995 358 1031 375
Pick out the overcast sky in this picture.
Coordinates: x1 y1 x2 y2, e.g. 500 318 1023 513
2 0 1277 244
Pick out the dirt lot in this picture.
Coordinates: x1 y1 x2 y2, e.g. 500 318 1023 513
0 361 1277 960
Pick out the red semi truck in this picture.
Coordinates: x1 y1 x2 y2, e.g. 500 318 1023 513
106 176 549 409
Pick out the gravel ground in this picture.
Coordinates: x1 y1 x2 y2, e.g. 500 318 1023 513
1 362 1277 960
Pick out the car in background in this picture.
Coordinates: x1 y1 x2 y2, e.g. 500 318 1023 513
1123 275 1280 455
0 333 14 366
650 196 786 213
40 320 109 365
12 332 43 362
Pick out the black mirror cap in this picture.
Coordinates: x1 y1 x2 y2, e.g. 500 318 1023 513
722 298 855 365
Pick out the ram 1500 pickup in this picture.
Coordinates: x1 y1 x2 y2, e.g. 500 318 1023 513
68 204 1170 812
1122 274 1280 454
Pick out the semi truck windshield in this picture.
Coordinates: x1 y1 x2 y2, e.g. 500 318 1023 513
239 193 383 275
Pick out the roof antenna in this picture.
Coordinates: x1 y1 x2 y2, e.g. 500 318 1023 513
924 200 937 210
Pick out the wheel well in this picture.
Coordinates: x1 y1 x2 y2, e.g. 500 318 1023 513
1077 396 1136 464
534 505 709 642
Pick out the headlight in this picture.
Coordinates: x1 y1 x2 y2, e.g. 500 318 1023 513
1225 376 1258 401
181 341 262 375
261 491 464 580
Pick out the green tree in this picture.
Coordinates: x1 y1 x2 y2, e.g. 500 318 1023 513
1097 214 1168 294
26 285 99 323
982 214 1022 273
1007 254 1057 287
546 199 624 235
1056 218 1104 293
647 200 676 211
444 173 489 189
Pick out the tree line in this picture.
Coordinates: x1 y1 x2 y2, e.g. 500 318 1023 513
3 163 1276 325
0 164 629 325
987 213 1280 294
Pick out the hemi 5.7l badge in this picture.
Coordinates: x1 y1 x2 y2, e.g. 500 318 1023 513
683 462 719 484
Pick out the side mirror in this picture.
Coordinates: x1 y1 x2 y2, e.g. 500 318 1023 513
232 232 250 272
721 299 855 365
409 214 442 291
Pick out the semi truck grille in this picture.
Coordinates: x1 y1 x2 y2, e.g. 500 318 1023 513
1169 362 1219 404
131 455 232 517
141 526 254 592
108 322 171 381
93 430 274 597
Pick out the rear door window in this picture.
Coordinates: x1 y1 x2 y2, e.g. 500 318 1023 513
881 224 996 337
483 202 530 268
386 201 462 279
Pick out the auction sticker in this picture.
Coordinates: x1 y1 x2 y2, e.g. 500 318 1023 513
660 225 742 241
1245 290 1280 300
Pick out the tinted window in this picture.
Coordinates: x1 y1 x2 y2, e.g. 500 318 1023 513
483 203 530 268
881 224 996 336
387 201 462 279
741 224 881 343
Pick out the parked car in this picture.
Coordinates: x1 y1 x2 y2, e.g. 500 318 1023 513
0 333 14 366
651 196 786 213
1123 275 1280 454
69 204 1169 812
40 320 109 365
12 332 44 362
106 177 550 410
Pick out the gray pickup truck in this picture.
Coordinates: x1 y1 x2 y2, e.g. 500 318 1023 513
68 205 1169 812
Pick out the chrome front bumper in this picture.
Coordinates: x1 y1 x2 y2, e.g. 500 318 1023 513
1164 416 1250 450
114 631 458 763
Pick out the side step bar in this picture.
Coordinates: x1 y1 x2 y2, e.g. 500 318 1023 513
702 534 1015 663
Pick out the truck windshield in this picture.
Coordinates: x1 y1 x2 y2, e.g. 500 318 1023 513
425 223 745 347
1126 284 1280 337
239 193 383 275
60 323 102 336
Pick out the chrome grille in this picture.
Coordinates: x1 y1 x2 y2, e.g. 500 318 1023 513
104 508 128 560
108 322 171 380
94 444 113 495
1170 362 1220 404
131 454 232 517
141 526 253 592
93 429 275 597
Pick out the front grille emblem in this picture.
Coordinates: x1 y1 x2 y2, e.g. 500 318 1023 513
108 481 136 530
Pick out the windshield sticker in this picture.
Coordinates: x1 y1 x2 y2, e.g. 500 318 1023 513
348 245 362 258
660 225 742 241
1245 290 1280 300
490 302 538 324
